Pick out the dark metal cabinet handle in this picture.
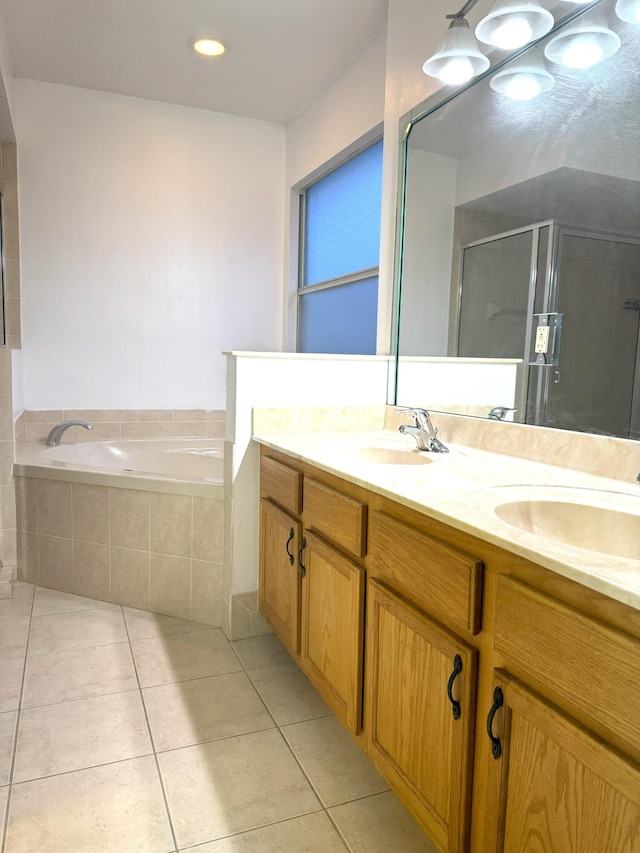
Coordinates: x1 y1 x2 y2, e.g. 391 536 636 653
486 686 504 759
447 655 463 720
285 528 294 566
298 536 307 578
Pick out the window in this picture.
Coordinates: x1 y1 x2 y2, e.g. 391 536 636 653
297 139 383 354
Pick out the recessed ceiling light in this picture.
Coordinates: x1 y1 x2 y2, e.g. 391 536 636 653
189 36 225 57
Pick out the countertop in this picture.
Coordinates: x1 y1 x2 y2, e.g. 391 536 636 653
253 429 640 612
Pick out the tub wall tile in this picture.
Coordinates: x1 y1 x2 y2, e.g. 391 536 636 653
121 422 165 440
38 535 74 592
137 410 171 422
72 484 109 545
37 480 72 539
17 532 39 584
206 421 226 439
165 421 206 438
0 442 13 486
25 411 63 424
172 410 205 422
0 485 17 530
149 554 191 620
110 490 149 551
73 541 110 601
191 560 222 626
150 493 192 558
111 548 150 611
192 498 224 563
101 410 140 422
73 423 121 442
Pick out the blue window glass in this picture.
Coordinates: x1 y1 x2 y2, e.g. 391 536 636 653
298 277 378 354
303 140 383 286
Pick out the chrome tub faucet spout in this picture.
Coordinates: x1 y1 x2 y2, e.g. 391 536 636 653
397 407 449 453
45 420 93 447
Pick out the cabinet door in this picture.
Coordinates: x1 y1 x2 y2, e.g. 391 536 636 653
365 579 477 853
300 530 365 735
483 672 640 853
259 499 302 655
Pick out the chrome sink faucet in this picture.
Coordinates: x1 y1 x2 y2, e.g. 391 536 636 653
45 420 93 447
397 408 449 453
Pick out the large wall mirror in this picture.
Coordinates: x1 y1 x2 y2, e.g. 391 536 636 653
392 0 640 440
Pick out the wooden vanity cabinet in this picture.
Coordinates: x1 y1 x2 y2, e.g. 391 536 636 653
258 446 640 853
480 671 640 853
260 452 367 735
366 509 484 852
366 579 478 853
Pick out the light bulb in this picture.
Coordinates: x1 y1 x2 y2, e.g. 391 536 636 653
504 74 542 100
189 37 225 56
491 16 534 48
438 57 475 84
561 35 605 68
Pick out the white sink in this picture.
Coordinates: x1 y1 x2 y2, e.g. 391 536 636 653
333 444 433 466
486 486 640 560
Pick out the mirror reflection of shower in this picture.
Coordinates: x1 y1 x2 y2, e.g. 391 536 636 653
455 222 640 439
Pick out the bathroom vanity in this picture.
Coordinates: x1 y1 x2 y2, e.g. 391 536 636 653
255 429 640 853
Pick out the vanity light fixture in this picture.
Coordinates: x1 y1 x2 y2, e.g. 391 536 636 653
423 1 490 85
544 9 620 67
476 0 555 49
490 47 555 98
189 36 226 57
615 0 640 24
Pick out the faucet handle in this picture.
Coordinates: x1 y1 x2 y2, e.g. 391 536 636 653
396 407 431 428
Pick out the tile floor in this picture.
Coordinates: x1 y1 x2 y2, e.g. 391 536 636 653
0 584 437 852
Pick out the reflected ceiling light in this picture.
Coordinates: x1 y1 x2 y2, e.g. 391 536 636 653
490 47 555 99
189 36 226 56
476 0 554 49
544 10 620 68
615 0 640 24
423 2 490 85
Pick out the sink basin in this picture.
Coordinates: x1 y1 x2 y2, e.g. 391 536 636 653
332 444 433 466
493 490 640 560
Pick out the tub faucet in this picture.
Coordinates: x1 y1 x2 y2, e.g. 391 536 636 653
397 408 449 453
46 420 93 447
488 406 517 421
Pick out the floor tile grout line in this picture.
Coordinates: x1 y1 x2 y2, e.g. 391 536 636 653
1 585 36 853
122 605 180 853
18 685 144 714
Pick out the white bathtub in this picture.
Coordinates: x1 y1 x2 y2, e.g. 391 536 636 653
14 438 224 496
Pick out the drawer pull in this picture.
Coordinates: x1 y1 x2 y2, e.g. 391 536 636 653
486 686 504 759
285 528 295 566
447 655 463 720
298 536 307 578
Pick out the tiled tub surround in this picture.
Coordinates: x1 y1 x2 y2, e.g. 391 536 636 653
14 408 226 444
14 466 224 626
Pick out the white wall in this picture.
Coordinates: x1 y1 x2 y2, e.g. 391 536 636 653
283 27 387 350
0 0 15 139
15 80 286 410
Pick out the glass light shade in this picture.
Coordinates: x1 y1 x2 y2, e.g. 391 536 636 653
490 48 555 99
423 19 490 84
476 0 554 48
544 11 621 68
615 0 640 24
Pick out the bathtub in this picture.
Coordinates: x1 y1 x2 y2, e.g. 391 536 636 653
14 438 225 625
14 438 224 496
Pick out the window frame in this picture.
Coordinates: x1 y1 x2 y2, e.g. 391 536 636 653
295 136 383 353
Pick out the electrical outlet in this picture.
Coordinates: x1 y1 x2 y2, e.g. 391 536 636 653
535 325 550 354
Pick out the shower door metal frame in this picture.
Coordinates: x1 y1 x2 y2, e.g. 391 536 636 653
455 220 555 424
549 225 640 438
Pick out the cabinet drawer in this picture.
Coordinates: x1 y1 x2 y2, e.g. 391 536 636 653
304 478 367 558
494 575 640 761
369 511 483 635
260 456 303 515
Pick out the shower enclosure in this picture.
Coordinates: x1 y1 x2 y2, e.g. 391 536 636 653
456 222 640 439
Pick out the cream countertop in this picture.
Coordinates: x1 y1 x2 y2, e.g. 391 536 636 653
253 428 640 613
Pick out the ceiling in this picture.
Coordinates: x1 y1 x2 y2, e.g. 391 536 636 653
1 0 388 124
